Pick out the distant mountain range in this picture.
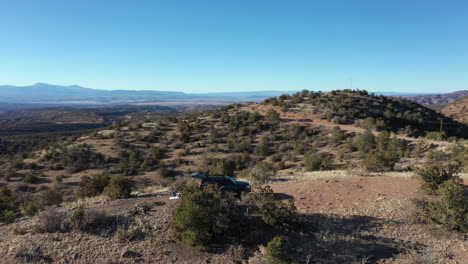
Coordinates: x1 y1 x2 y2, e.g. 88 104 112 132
1 83 466 108
0 83 300 105
404 90 468 105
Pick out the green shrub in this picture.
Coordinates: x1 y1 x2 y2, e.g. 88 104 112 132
247 162 277 187
55 175 64 183
304 152 332 171
353 130 376 154
77 174 110 198
362 150 400 172
266 237 290 264
412 180 468 233
104 175 132 200
328 126 347 146
40 188 63 206
0 210 17 223
416 180 467 232
425 131 446 141
172 186 221 250
209 159 236 176
158 165 175 178
23 174 40 184
0 187 18 222
23 204 39 217
255 142 272 157
70 206 85 224
172 185 243 250
415 162 461 194
266 109 280 124
251 186 298 229
70 206 111 234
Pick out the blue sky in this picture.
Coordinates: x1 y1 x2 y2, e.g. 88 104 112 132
0 0 467 93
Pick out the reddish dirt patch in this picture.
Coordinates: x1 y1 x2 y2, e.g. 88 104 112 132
270 177 419 215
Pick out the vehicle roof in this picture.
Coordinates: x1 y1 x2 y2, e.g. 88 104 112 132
203 176 232 181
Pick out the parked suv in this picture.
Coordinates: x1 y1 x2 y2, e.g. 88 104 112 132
191 173 251 195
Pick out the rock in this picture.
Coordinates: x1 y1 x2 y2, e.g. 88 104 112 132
259 245 267 255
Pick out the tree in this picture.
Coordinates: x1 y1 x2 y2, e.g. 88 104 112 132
266 109 280 124
172 186 221 250
353 130 376 154
362 150 399 172
304 152 332 171
77 174 110 198
415 162 461 194
328 126 347 146
424 180 468 232
104 175 132 200
266 237 290 264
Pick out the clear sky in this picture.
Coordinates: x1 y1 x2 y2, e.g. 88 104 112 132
1 0 467 93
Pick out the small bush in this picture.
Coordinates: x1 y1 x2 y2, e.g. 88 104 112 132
172 185 243 250
70 206 85 224
23 203 39 217
304 152 332 171
114 228 143 243
255 142 272 157
0 187 18 222
227 244 245 264
362 150 399 172
158 163 175 178
71 207 113 234
422 180 467 232
248 162 277 187
209 159 236 176
0 209 17 223
415 162 461 194
35 209 66 233
104 175 132 200
23 174 40 184
266 236 290 264
77 174 110 198
251 186 298 229
172 186 221 250
15 246 50 263
39 188 63 206
55 175 64 183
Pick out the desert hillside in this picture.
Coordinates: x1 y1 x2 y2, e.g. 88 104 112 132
0 90 467 263
440 96 468 124
406 90 468 105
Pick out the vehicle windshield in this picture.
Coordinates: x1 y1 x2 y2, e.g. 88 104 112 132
226 176 237 184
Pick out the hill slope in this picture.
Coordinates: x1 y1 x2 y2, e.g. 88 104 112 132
440 96 468 124
406 90 468 105
0 89 467 263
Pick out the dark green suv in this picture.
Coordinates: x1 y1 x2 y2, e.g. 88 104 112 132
191 173 251 194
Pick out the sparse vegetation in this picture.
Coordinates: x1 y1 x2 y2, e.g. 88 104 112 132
266 236 289 264
172 185 241 250
415 161 461 194
303 152 332 171
104 175 132 200
0 186 18 222
0 90 466 263
77 173 110 198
